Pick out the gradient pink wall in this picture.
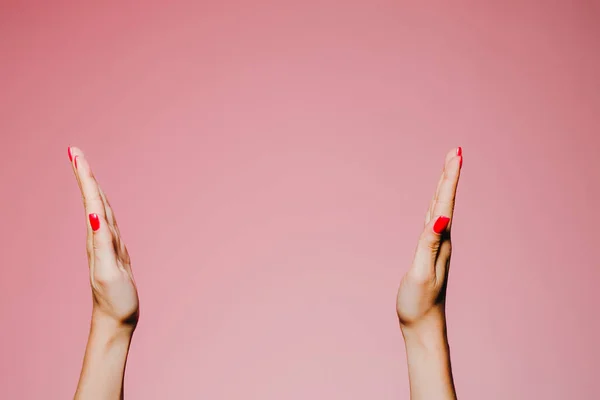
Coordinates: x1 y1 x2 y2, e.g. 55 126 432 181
1 1 599 399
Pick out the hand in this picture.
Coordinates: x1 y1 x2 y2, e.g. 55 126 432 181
396 147 462 331
69 147 139 331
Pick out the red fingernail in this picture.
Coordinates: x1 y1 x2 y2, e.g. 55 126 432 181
68 147 73 162
74 156 78 169
433 216 450 234
456 147 462 156
89 213 100 231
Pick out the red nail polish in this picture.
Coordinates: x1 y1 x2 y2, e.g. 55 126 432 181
68 147 73 162
456 147 462 156
74 156 78 169
89 213 100 231
433 216 450 234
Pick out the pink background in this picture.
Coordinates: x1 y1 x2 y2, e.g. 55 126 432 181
1 1 599 399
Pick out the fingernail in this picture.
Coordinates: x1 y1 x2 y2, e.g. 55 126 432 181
68 147 73 162
433 216 450 234
456 147 462 156
89 213 100 231
74 156 78 169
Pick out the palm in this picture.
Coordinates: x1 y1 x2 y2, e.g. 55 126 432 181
91 262 139 325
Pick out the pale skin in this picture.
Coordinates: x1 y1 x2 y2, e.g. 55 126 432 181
70 147 139 400
397 147 462 400
70 146 462 399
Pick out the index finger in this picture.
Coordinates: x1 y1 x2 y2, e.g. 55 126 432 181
426 148 462 224
431 148 462 229
71 148 106 221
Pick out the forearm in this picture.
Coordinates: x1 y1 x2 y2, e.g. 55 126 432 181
401 316 457 400
75 317 134 400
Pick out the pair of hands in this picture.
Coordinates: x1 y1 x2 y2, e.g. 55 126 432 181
67 146 462 335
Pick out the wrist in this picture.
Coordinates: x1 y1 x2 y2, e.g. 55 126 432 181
90 311 136 340
76 311 134 399
400 312 448 352
86 322 133 364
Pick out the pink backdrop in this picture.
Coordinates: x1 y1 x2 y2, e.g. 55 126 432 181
1 1 599 399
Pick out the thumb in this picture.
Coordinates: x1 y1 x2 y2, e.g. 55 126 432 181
411 215 450 280
88 213 118 275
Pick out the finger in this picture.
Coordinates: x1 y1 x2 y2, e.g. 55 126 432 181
88 212 118 268
411 215 451 281
98 185 130 264
75 153 107 222
425 148 462 224
431 150 462 228
98 185 117 228
74 152 117 269
435 238 452 280
68 147 93 260
68 146 85 202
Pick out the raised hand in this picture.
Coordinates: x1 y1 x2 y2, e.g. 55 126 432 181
69 147 138 399
397 147 462 400
397 147 462 328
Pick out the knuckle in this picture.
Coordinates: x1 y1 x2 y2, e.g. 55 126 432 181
420 232 440 252
408 267 435 285
435 199 455 212
88 198 103 211
427 240 440 252
93 268 120 286
420 230 438 247
108 225 118 239
93 233 113 251
119 244 131 264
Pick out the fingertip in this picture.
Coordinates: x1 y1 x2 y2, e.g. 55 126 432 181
448 151 462 174
89 213 114 252
69 147 86 165
89 213 100 231
433 216 450 234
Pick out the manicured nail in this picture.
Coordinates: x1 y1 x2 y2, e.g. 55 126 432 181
68 147 73 162
433 216 450 234
89 213 100 231
457 147 463 168
74 156 78 169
